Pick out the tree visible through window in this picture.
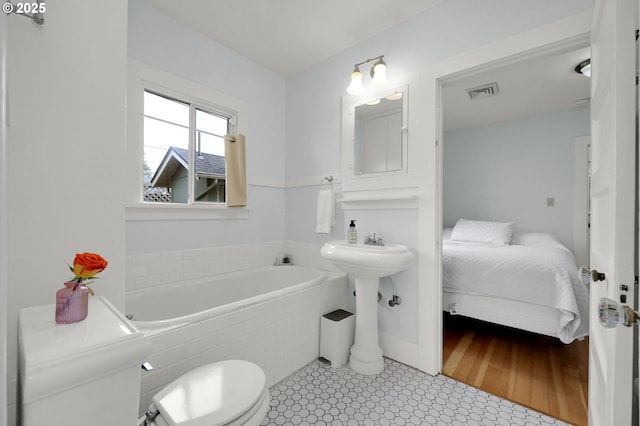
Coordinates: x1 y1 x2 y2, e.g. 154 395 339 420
142 90 230 204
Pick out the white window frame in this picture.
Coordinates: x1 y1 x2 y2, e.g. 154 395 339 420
126 60 250 220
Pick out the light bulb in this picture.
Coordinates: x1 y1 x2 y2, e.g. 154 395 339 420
347 67 364 95
370 60 388 88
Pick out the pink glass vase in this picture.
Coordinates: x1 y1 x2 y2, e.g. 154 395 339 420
55 281 89 324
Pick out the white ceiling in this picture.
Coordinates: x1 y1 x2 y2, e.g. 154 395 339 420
442 46 591 131
142 0 442 77
141 0 591 130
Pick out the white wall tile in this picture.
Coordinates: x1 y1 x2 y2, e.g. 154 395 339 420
165 323 200 347
127 264 149 279
200 316 224 337
140 368 167 393
146 344 186 370
134 253 163 266
184 334 217 358
127 242 289 291
161 269 183 285
202 343 231 365
135 273 163 289
166 355 202 383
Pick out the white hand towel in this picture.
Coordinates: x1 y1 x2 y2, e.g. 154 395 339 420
315 188 335 234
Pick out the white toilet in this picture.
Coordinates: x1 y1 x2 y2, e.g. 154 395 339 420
139 360 270 426
18 296 270 426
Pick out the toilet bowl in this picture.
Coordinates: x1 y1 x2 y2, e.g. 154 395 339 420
139 360 270 426
19 296 270 426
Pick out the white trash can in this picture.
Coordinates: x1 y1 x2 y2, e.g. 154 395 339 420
319 309 355 368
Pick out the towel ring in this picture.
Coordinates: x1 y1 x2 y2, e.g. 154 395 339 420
320 176 333 189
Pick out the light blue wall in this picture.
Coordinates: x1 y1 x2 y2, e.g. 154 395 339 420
127 0 594 342
284 0 593 241
127 0 287 254
284 0 593 342
343 210 420 343
443 109 590 251
284 0 594 180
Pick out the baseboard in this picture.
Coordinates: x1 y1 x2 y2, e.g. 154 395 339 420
379 331 419 369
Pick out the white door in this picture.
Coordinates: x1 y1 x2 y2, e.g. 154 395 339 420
588 0 637 425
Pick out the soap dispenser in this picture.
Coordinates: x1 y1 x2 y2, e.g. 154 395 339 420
348 220 357 244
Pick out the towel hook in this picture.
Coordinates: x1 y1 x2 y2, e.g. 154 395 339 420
320 176 333 189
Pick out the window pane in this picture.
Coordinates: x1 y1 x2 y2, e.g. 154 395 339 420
194 108 227 203
196 108 228 135
144 91 189 127
141 91 231 205
143 116 189 204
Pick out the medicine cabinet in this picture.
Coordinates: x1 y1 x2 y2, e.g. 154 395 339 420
340 85 418 209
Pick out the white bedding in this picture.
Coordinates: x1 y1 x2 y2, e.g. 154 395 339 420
443 230 589 343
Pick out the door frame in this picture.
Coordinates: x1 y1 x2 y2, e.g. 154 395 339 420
415 10 593 375
573 136 591 269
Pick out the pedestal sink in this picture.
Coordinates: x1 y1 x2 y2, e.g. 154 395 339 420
320 241 414 374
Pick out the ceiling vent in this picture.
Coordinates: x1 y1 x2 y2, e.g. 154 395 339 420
466 82 499 100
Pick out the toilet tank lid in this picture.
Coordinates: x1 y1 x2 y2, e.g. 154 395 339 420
153 360 266 426
19 296 151 403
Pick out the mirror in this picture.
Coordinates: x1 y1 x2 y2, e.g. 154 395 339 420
354 90 406 175
341 85 415 208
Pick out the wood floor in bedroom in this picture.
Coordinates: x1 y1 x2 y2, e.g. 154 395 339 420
442 314 589 426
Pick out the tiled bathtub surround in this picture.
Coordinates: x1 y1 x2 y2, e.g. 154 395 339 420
136 271 348 416
126 240 338 292
263 358 569 426
283 240 340 271
127 240 346 416
126 241 288 292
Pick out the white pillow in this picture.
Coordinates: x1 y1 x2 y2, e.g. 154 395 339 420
450 219 514 245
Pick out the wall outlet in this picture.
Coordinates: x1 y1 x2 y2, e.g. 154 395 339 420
546 197 555 207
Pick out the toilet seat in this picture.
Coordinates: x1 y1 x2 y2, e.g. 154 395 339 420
149 360 269 426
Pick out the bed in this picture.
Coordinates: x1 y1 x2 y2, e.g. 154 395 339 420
442 219 589 344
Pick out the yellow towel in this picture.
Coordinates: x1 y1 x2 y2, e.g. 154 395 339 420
225 133 247 207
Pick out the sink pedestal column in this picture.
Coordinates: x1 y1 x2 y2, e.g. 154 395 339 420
349 277 384 374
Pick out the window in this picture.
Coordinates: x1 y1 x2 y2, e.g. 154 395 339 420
126 61 249 220
143 90 231 205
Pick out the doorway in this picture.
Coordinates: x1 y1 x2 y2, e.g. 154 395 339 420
437 43 591 424
414 10 593 426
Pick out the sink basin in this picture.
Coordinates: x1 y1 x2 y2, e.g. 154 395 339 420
320 240 414 375
320 241 414 278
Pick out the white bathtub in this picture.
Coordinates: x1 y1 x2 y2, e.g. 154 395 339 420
126 265 330 329
125 265 347 415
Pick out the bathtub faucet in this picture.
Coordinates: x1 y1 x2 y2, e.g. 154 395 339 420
275 253 293 265
364 233 384 246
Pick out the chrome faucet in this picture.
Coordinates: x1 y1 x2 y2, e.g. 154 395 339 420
364 233 384 246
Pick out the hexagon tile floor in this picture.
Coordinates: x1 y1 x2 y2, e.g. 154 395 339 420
261 358 569 426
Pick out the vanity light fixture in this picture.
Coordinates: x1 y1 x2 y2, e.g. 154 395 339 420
347 55 388 95
575 59 591 77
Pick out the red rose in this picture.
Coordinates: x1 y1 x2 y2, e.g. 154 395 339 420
72 252 108 280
